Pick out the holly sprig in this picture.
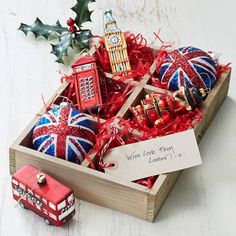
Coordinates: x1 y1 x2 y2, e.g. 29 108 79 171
19 0 95 64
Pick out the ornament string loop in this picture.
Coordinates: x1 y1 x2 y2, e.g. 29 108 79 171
56 95 75 107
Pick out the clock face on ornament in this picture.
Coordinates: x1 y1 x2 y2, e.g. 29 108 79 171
108 35 121 46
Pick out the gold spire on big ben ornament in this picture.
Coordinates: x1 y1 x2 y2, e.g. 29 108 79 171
104 9 131 76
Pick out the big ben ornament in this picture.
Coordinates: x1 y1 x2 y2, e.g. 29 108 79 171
104 9 131 76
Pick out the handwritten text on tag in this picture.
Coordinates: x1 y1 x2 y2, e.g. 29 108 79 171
104 129 202 182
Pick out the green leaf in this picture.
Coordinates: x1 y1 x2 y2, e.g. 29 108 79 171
72 30 92 51
51 32 73 64
19 17 67 39
71 0 95 26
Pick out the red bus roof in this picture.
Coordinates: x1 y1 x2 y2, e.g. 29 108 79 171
13 165 72 205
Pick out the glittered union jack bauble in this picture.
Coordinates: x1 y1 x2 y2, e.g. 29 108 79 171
159 46 217 91
33 103 96 164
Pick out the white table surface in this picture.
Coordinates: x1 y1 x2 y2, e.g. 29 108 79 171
1 0 236 235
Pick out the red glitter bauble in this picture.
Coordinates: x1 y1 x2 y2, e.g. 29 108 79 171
33 103 96 164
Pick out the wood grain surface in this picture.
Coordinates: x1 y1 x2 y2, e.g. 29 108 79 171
1 0 236 235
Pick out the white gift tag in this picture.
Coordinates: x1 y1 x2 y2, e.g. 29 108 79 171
104 129 202 181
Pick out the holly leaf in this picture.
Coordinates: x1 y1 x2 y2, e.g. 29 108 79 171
19 18 67 39
51 32 73 64
71 0 95 26
72 30 92 51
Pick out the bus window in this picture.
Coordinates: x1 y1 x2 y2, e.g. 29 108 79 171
32 197 37 203
42 198 47 204
49 212 57 221
36 200 43 208
43 209 48 215
68 194 74 203
49 202 56 210
12 179 18 185
57 200 66 210
19 183 26 191
28 198 34 205
13 188 20 197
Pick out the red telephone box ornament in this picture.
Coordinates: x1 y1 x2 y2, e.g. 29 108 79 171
72 55 108 111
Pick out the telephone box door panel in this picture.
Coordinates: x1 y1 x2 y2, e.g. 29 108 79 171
75 70 102 110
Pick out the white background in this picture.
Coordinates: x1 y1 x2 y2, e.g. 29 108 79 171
1 0 236 235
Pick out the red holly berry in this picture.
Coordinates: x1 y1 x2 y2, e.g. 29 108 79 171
69 25 77 33
67 17 75 26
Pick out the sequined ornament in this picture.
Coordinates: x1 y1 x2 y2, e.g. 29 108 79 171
131 105 149 128
141 93 173 127
33 103 96 164
173 86 206 110
132 86 206 128
103 9 131 76
159 46 217 91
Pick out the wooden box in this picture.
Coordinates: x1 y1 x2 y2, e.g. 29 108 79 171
9 46 231 222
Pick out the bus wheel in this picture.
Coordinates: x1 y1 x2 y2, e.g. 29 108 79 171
44 218 51 225
19 202 26 209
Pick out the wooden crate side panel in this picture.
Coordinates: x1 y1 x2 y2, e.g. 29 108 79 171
11 148 150 220
194 70 230 142
151 171 181 222
9 148 16 175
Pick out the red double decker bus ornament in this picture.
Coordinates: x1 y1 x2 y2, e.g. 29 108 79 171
12 165 76 227
72 55 108 111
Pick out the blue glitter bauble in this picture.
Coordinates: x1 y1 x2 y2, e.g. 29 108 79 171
159 46 217 91
33 103 96 164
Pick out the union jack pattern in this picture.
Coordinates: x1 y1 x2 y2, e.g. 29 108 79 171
159 46 217 91
33 104 96 164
